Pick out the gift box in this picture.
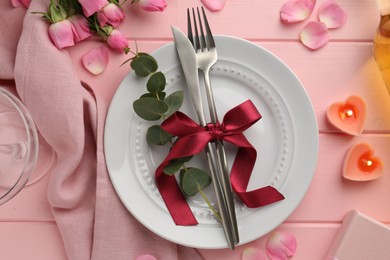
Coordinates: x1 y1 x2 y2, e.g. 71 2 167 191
325 210 390 259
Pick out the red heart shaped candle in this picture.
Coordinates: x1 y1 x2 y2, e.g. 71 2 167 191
342 143 384 181
326 95 367 135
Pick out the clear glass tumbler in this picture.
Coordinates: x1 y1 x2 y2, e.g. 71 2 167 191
0 87 39 205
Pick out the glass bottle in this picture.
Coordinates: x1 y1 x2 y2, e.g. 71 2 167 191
373 0 390 95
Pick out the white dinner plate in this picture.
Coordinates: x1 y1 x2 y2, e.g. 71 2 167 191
104 35 318 249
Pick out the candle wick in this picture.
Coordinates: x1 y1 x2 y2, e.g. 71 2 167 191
362 158 373 167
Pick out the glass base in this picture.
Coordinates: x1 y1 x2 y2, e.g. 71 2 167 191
0 88 39 205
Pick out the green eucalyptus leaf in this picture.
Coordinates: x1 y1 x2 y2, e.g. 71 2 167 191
147 72 166 93
163 156 193 175
180 167 211 197
140 92 166 100
133 98 168 121
164 91 184 117
146 125 174 145
131 55 158 77
138 52 158 64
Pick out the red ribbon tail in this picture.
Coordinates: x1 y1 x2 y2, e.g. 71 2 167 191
235 186 285 208
228 136 285 208
156 169 198 225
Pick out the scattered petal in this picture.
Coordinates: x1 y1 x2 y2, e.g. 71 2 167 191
68 15 92 43
135 254 157 260
81 46 110 75
78 0 108 17
266 231 297 260
137 0 167 12
201 0 227 12
318 0 347 29
242 247 267 260
48 20 75 49
280 0 316 23
300 21 330 50
11 0 31 8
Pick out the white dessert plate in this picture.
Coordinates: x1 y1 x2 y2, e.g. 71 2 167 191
104 35 318 249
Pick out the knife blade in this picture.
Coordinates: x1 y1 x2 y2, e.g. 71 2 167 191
171 25 235 249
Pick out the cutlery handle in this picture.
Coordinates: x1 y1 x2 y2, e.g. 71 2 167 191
203 69 240 245
187 81 236 249
215 140 239 244
205 142 235 249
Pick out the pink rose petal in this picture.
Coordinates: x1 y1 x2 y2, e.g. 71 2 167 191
318 0 347 29
78 0 108 17
68 15 92 43
48 20 75 49
97 3 126 27
135 254 157 260
300 21 330 50
201 0 227 12
242 247 267 260
280 0 316 23
266 231 297 260
81 46 109 75
138 0 167 12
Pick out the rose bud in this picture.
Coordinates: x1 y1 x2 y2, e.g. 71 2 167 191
136 0 167 12
107 29 129 53
97 3 126 27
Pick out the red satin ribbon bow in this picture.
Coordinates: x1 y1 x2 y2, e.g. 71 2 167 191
155 100 285 225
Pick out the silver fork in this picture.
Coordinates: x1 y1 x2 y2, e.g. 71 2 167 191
187 7 239 246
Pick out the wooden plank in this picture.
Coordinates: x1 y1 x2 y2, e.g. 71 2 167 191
1 133 388 225
0 221 339 260
70 41 390 132
262 42 390 133
0 171 53 221
118 0 379 41
0 220 388 260
199 223 339 260
0 222 67 260
288 133 390 223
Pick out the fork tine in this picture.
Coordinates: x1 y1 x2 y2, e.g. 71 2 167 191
191 8 201 51
197 7 206 51
187 8 194 48
201 7 216 49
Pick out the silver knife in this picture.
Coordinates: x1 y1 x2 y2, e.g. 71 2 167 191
171 25 235 249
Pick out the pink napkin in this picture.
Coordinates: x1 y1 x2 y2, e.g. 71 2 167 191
0 1 203 259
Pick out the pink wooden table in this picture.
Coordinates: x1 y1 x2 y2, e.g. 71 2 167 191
1 0 390 259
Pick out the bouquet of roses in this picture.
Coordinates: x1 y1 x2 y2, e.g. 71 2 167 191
12 0 166 53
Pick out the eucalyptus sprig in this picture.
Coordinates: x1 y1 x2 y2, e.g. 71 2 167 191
130 52 220 221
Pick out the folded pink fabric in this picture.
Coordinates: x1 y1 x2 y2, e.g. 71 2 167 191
0 1 203 259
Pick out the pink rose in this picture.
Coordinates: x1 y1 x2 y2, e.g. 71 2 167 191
137 0 167 12
68 15 92 42
78 0 108 17
97 3 126 27
107 29 129 52
48 19 74 49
